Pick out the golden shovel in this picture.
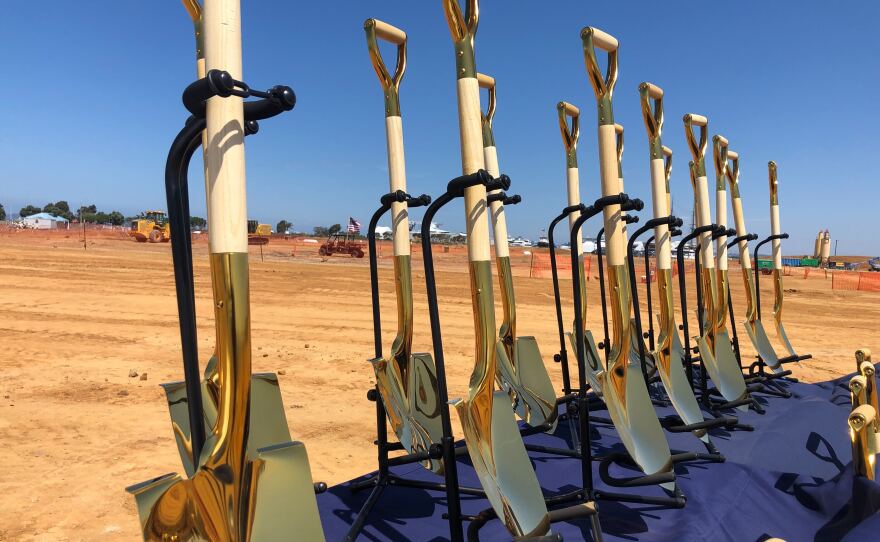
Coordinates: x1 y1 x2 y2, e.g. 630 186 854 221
441 0 551 537
159 0 292 479
556 100 607 395
637 83 711 443
364 18 444 474
768 162 801 358
477 72 558 430
683 115 749 410
724 150 785 374
581 27 674 481
126 1 324 539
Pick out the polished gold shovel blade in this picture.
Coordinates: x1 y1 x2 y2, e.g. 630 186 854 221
495 256 558 430
772 269 798 358
453 389 552 537
600 265 673 477
567 330 605 396
160 373 291 477
371 352 444 473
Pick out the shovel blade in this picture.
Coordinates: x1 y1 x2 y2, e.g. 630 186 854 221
744 319 784 374
249 441 326 542
408 353 445 473
659 332 709 438
567 330 605 395
698 334 748 411
774 319 798 358
496 338 558 431
454 391 552 538
161 373 292 476
600 361 673 476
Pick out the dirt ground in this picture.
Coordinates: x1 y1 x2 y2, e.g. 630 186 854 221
0 229 877 541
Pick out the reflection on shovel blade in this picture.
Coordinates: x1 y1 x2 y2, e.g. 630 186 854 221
775 320 798 359
629 322 656 374
663 332 710 442
600 363 673 476
249 441 326 542
370 353 444 474
161 373 290 477
567 330 605 396
744 319 783 374
699 333 748 411
497 338 558 431
126 441 325 541
453 391 552 538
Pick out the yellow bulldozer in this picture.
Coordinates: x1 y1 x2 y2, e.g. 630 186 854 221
248 219 271 245
129 210 171 243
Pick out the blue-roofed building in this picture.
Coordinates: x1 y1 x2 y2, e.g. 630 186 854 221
21 212 69 229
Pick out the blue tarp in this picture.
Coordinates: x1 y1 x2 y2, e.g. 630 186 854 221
316 371 880 541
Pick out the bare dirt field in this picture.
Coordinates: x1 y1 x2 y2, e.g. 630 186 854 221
1 229 877 541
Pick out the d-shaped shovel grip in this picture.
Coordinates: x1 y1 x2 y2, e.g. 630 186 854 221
638 82 664 149
768 160 779 205
683 113 709 175
364 18 407 116
477 72 496 125
712 135 729 180
663 146 673 185
557 101 580 168
726 150 740 189
581 26 619 117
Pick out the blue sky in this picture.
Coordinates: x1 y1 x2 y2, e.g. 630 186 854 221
1 1 877 255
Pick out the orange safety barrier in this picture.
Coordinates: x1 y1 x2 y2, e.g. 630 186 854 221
857 271 880 292
529 252 589 279
832 271 860 291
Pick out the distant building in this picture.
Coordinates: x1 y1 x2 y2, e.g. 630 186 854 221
21 213 69 229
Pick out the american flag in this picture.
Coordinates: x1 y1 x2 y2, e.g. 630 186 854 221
347 217 361 234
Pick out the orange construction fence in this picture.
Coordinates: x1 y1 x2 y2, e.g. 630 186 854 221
529 253 589 279
832 271 880 292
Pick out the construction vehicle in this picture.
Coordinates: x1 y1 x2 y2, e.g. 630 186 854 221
129 210 171 243
318 232 365 258
247 219 271 245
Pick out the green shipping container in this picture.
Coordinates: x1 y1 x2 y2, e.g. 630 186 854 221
800 257 819 267
756 259 773 269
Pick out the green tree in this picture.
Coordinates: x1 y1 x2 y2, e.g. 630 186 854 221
190 216 207 229
313 226 329 237
276 220 292 234
42 201 73 220
20 205 41 217
328 223 342 235
108 211 125 226
78 204 97 215
0 203 6 221
94 212 110 224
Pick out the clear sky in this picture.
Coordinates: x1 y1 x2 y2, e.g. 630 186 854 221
1 1 878 255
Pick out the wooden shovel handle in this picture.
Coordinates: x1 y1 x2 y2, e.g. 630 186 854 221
364 19 407 99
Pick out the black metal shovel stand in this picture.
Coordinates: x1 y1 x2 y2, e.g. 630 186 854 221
560 194 688 508
625 216 732 457
722 234 795 399
163 69 297 465
751 233 813 377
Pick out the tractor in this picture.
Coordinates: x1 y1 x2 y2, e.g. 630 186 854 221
319 232 365 258
129 210 171 243
247 219 272 245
